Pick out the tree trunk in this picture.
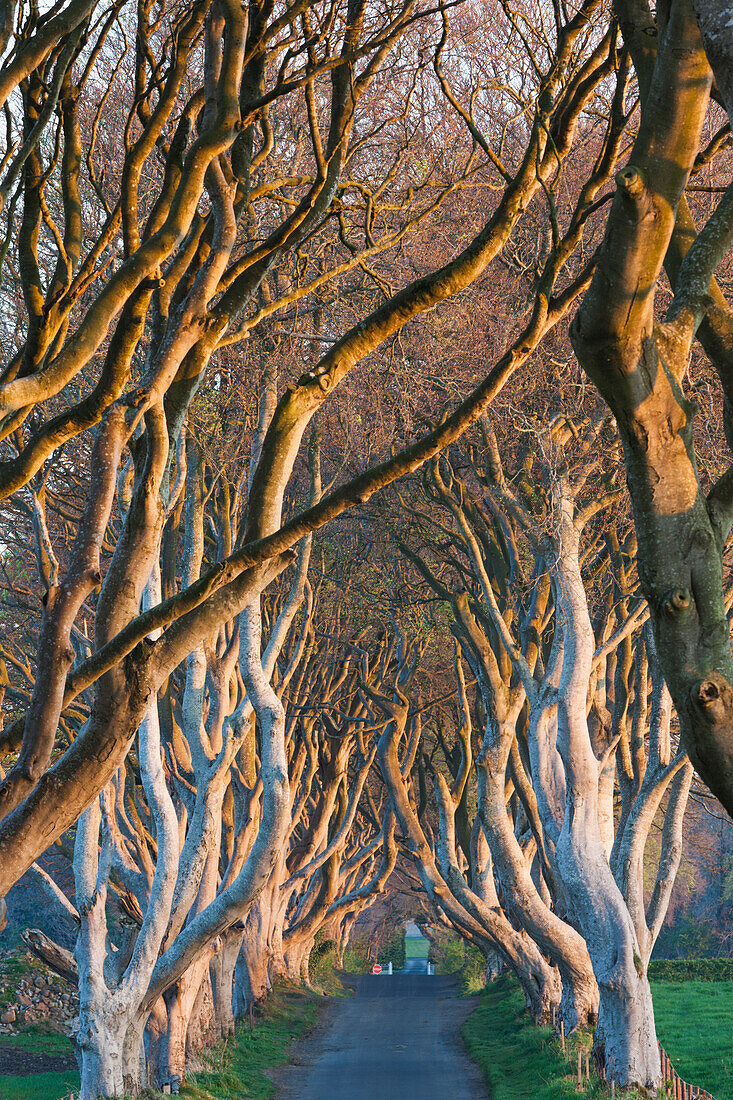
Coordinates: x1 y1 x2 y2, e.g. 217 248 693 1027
476 755 598 1031
78 1024 127 1100
268 917 287 984
283 938 313 985
143 999 168 1093
76 983 145 1099
556 821 659 1084
122 1015 146 1097
158 951 211 1089
210 926 244 1038
484 947 504 982
552 508 660 1088
187 970 217 1060
337 914 356 969
597 758 616 860
234 908 270 1014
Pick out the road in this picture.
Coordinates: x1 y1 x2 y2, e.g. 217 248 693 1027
275 970 486 1099
400 957 430 973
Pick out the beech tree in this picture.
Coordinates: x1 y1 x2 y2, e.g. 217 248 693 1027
1 0 731 1094
16 441 407 1096
367 639 566 1022
392 465 599 1034
388 415 694 1086
18 575 398 1095
0 0 623 912
571 0 733 816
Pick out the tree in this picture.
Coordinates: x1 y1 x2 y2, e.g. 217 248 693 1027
389 414 693 1086
0 0 621 907
571 0 733 817
17 492 401 1094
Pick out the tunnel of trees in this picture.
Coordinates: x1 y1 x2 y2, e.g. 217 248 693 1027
0 0 731 1093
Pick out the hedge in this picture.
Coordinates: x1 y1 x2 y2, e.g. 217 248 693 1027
648 958 733 982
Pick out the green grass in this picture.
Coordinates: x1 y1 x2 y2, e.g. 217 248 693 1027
0 1069 79 1100
463 975 651 1100
181 985 325 1100
652 979 733 1099
404 937 429 959
1 1026 73 1056
0 1025 78 1100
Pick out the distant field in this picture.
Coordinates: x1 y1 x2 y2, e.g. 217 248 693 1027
405 937 429 959
652 979 733 1100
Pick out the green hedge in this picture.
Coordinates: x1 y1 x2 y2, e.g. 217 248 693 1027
378 931 407 970
433 933 486 993
648 958 733 981
342 930 406 973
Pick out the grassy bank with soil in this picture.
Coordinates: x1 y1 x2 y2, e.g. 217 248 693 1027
463 975 607 1100
181 985 329 1100
463 974 731 1100
0 984 335 1100
0 1026 79 1100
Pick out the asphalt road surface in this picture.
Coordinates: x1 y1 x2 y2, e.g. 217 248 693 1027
276 970 486 1099
400 957 430 973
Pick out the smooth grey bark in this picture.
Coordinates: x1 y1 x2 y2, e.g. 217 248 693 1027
550 500 659 1088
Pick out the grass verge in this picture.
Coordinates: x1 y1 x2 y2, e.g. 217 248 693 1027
652 979 733 1099
181 985 327 1100
463 975 670 1100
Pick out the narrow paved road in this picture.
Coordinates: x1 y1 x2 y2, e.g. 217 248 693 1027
276 972 486 1099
